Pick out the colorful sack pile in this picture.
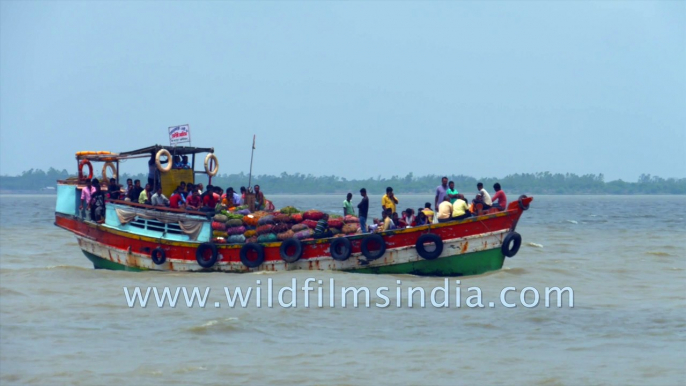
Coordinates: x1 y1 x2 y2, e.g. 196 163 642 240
327 218 343 229
302 219 319 229
227 235 246 244
227 226 246 235
342 223 360 235
277 230 295 241
257 233 278 243
291 224 308 232
344 215 359 223
279 206 300 215
303 210 325 221
211 221 227 231
294 229 313 240
290 213 304 223
256 224 274 235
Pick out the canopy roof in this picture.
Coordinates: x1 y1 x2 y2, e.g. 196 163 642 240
119 145 214 156
75 145 214 161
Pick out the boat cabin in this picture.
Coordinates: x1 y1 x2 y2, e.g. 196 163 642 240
55 145 220 242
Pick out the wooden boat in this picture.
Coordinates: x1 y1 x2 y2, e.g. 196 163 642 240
54 145 533 276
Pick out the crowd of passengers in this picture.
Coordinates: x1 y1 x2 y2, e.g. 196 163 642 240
83 175 508 234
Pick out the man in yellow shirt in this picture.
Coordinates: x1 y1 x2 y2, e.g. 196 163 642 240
437 197 453 223
451 194 472 221
381 187 398 215
422 202 434 223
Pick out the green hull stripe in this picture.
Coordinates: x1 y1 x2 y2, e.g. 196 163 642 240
82 250 147 272
347 248 505 276
82 248 504 276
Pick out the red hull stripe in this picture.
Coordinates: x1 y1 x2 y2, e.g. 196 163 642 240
55 209 523 264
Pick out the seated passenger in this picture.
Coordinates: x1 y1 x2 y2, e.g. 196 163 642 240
107 178 121 200
186 190 202 210
172 155 182 169
128 179 143 202
151 187 169 206
451 194 472 220
202 185 218 209
313 214 333 239
491 183 507 211
422 203 435 223
382 208 395 231
437 197 453 223
393 212 406 228
180 155 191 169
476 182 492 210
402 208 415 226
169 187 185 209
138 184 152 205
413 211 429 226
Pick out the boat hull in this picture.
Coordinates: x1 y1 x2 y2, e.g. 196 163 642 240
56 200 528 276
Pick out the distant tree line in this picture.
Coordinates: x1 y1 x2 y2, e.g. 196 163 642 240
2 168 685 194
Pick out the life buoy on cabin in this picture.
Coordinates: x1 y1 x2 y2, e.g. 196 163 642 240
330 237 352 261
151 247 166 265
279 238 303 263
196 242 219 268
156 149 172 173
415 233 443 260
501 232 522 258
240 243 265 268
78 159 93 180
360 234 386 261
204 153 219 177
102 162 117 182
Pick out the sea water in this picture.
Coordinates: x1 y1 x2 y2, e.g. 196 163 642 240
1 194 685 385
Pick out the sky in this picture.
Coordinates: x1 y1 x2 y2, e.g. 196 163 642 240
1 1 684 182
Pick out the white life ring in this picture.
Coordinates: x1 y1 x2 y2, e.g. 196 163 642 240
204 153 219 176
102 162 117 182
156 149 172 173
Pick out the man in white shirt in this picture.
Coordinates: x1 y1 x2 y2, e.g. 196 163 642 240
151 187 169 206
476 182 492 210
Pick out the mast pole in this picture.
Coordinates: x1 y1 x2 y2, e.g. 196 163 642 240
248 135 255 190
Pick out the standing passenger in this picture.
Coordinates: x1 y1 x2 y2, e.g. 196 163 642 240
343 193 355 216
79 179 95 220
357 188 369 233
435 177 448 212
382 187 399 215
254 185 265 210
90 181 106 223
446 181 459 204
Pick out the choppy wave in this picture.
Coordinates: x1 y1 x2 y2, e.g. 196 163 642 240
186 318 241 334
527 242 544 248
565 220 578 224
646 251 671 257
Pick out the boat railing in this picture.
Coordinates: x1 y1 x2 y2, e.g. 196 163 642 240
107 199 212 218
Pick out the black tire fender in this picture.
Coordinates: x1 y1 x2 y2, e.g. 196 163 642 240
151 247 166 265
360 234 386 261
518 195 530 211
330 237 352 261
196 242 219 268
501 232 522 258
415 233 443 260
240 243 265 268
279 238 303 263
